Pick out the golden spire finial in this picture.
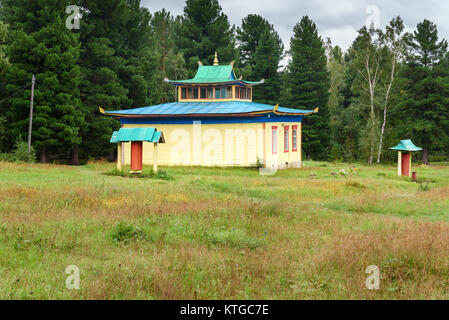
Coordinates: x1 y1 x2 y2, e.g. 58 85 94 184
213 51 219 66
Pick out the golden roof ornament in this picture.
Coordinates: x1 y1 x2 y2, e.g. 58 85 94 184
213 51 219 66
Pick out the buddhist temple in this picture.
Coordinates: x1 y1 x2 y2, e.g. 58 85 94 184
101 53 318 169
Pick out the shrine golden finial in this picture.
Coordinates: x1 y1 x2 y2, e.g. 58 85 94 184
213 51 219 66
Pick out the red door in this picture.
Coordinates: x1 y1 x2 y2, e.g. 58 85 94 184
401 152 410 176
130 141 143 171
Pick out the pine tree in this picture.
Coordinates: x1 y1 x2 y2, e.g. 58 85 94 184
236 14 272 69
0 21 9 78
326 41 346 149
117 0 159 108
151 9 187 103
399 19 449 164
78 0 158 160
1 0 83 163
252 29 283 105
236 14 283 105
177 0 238 74
0 21 10 152
286 16 330 160
78 0 129 159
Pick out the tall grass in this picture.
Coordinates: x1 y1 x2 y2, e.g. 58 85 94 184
0 161 448 299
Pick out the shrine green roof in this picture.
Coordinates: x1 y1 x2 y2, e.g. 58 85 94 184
110 127 165 143
390 139 422 152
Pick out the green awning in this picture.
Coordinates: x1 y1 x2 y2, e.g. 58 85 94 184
390 139 422 152
110 128 165 143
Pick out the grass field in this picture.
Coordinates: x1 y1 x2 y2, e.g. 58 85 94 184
0 160 448 299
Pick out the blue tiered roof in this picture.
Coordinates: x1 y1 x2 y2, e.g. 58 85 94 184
103 101 316 118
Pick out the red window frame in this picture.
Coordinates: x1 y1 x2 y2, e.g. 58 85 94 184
284 126 289 152
272 126 277 154
292 125 298 152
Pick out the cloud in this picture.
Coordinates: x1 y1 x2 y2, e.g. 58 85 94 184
322 26 359 49
141 0 449 51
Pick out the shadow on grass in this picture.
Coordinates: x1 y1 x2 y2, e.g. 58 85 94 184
102 168 174 180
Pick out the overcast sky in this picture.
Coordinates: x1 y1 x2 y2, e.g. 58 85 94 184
141 0 448 53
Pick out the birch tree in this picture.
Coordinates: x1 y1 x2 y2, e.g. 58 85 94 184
376 17 405 163
350 25 383 165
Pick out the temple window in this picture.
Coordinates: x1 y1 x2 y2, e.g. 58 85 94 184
181 87 186 99
220 87 227 99
179 85 251 101
235 86 252 100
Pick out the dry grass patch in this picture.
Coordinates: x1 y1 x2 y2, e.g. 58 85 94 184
309 217 449 299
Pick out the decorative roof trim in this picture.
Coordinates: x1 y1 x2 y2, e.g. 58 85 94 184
167 80 263 87
101 102 317 118
104 110 316 118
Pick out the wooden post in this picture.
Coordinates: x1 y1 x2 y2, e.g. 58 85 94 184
27 75 36 153
299 122 302 165
409 152 412 177
117 142 122 171
153 142 158 174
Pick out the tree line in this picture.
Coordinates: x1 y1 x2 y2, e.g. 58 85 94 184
0 0 447 164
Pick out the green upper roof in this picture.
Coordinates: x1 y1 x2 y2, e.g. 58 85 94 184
390 139 422 152
110 128 165 143
167 65 263 86
194 65 235 82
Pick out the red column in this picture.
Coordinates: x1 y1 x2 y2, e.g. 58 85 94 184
130 141 143 171
401 152 410 176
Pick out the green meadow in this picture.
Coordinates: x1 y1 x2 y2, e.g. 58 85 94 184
0 161 448 299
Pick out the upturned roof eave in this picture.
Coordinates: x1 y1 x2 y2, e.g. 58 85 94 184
103 110 316 119
166 79 263 87
100 102 318 118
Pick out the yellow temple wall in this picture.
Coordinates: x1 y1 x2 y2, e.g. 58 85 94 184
121 121 302 168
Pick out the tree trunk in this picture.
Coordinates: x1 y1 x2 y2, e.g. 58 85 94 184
40 146 47 163
422 148 429 165
377 53 397 164
369 124 374 166
368 109 375 166
71 144 79 165
377 99 388 164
